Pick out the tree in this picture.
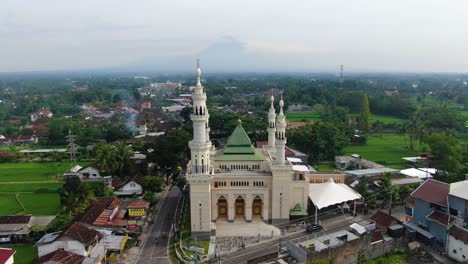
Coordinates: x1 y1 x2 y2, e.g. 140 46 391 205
96 144 118 176
356 179 370 199
359 94 371 133
115 141 133 177
143 191 157 204
288 122 350 163
377 174 393 207
425 133 464 182
142 176 163 192
145 129 191 182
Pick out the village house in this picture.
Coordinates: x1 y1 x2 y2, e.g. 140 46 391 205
30 109 53 122
0 215 33 243
14 135 38 146
111 178 143 196
404 179 450 250
34 248 85 264
63 165 105 181
35 222 104 262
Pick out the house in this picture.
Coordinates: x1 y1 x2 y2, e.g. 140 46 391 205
0 215 32 243
136 123 148 135
404 179 451 250
370 211 402 231
448 225 468 262
34 249 85 264
15 135 38 146
446 180 468 261
36 222 104 262
112 178 143 196
30 109 53 122
73 198 128 230
0 248 15 264
127 201 150 230
63 166 104 181
335 155 385 170
0 137 10 147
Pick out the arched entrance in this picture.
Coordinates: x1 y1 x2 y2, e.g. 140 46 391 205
252 196 263 220
235 196 245 219
217 196 227 220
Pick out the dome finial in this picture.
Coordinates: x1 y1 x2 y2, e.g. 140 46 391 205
270 89 275 108
237 119 242 125
279 91 284 115
196 58 202 87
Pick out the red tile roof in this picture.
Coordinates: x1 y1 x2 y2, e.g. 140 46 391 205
32 109 52 116
34 249 85 264
74 198 116 225
370 211 402 230
411 179 449 207
128 201 150 209
63 222 102 246
426 211 454 226
0 248 15 264
0 215 31 224
450 225 468 244
112 179 127 189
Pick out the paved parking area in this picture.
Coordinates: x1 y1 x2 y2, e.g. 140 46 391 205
216 220 281 238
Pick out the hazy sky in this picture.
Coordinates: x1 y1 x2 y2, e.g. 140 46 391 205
1 0 468 72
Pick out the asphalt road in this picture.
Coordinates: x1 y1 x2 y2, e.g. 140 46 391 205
134 186 181 264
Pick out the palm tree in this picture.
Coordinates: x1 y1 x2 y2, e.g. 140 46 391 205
96 144 118 175
115 141 133 177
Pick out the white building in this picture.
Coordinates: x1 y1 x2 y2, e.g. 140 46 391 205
64 165 104 181
186 61 309 239
36 222 104 261
112 179 143 196
30 109 53 122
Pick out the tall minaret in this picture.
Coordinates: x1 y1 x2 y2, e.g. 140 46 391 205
267 91 276 149
271 91 291 225
275 92 286 165
190 59 211 174
187 59 212 239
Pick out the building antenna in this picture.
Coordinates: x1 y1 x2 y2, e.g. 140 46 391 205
339 64 344 90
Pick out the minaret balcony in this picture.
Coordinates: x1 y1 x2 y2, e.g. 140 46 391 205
191 114 209 122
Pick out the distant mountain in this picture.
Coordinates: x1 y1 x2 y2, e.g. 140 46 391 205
115 36 294 73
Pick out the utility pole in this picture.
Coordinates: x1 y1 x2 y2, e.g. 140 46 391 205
65 128 77 164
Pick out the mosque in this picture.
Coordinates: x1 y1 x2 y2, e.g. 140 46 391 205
186 61 312 239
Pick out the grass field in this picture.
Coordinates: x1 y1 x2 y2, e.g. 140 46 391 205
0 182 63 193
286 111 407 124
0 161 76 215
0 162 84 182
349 113 407 124
2 244 37 264
0 192 61 215
285 112 321 122
19 193 61 215
0 194 22 214
344 133 417 169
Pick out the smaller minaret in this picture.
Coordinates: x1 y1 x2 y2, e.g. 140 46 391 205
267 90 276 149
275 92 286 165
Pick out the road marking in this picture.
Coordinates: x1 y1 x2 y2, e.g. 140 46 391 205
135 187 170 264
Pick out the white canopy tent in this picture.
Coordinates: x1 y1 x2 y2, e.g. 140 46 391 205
400 168 436 179
309 179 362 224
